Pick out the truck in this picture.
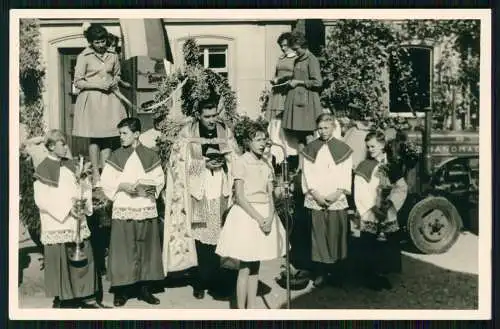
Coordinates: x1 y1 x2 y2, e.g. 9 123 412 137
401 130 479 254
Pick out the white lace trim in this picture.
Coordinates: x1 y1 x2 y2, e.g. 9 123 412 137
191 198 223 245
112 206 158 220
41 225 91 245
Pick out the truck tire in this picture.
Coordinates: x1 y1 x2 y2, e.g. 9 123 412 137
407 196 463 254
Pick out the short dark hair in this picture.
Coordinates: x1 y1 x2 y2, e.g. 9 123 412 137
277 32 292 45
365 130 386 144
117 117 142 133
244 123 269 150
84 24 108 43
290 31 308 49
315 113 337 127
198 96 220 114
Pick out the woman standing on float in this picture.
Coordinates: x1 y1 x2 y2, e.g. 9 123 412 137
266 32 299 164
72 23 127 187
282 31 323 150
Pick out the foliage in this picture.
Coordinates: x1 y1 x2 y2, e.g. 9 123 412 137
401 20 480 129
152 37 240 167
314 19 480 131
259 88 272 115
19 19 46 137
19 20 46 244
19 152 40 241
319 20 416 122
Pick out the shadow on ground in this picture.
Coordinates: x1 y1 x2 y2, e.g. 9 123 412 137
18 245 43 286
278 254 478 309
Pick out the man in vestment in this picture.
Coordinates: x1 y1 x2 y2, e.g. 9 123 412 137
101 117 165 307
163 98 239 300
301 113 353 287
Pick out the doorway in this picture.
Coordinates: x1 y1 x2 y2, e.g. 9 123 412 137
59 47 88 157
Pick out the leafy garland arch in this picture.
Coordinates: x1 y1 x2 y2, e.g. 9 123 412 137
151 38 247 167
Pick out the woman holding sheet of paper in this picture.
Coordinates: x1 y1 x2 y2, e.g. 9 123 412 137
72 23 127 187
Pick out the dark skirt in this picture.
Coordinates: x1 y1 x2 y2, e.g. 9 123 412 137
282 88 323 132
108 218 164 288
44 240 97 300
311 209 348 264
358 231 402 275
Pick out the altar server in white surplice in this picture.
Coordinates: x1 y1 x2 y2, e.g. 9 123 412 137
100 117 165 307
33 130 99 308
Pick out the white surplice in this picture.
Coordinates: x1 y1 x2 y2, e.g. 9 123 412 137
301 143 352 211
101 150 165 220
34 156 92 245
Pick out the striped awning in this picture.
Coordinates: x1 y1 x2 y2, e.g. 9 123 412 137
119 19 173 63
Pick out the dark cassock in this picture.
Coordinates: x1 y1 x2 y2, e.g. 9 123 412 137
301 137 353 284
101 143 165 305
353 155 408 289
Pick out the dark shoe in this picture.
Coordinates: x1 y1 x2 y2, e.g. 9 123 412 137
52 297 61 308
113 294 128 307
208 289 232 301
59 299 79 309
313 275 326 288
138 287 160 305
193 289 205 300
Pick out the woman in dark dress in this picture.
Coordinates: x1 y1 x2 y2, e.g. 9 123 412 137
267 32 299 164
282 31 323 150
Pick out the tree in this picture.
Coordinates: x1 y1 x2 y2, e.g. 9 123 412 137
319 20 415 124
319 19 480 131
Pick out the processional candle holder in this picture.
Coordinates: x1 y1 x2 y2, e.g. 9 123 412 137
67 156 89 266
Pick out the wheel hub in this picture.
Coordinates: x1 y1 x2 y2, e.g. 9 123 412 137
420 209 450 242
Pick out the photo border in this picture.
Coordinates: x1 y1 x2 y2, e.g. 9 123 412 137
9 8 493 321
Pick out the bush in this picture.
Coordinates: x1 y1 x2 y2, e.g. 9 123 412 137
19 19 45 137
19 19 46 244
19 153 41 245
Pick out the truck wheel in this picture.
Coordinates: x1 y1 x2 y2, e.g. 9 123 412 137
407 196 463 254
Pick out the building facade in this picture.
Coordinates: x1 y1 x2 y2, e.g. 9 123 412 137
37 18 295 145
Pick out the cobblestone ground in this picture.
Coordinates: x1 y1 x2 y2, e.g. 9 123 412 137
17 228 478 310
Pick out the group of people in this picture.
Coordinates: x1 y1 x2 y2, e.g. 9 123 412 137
31 24 411 309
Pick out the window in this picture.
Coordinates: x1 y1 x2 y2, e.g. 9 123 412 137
198 45 228 80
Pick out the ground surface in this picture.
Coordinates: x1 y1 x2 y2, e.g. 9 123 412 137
18 224 478 310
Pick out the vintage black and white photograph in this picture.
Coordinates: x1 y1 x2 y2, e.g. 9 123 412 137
10 9 491 320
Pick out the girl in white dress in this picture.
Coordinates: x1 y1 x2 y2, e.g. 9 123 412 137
216 123 286 309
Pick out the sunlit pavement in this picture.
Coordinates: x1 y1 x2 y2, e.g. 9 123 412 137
18 231 478 310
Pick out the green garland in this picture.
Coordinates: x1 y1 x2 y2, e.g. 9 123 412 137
153 37 239 168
